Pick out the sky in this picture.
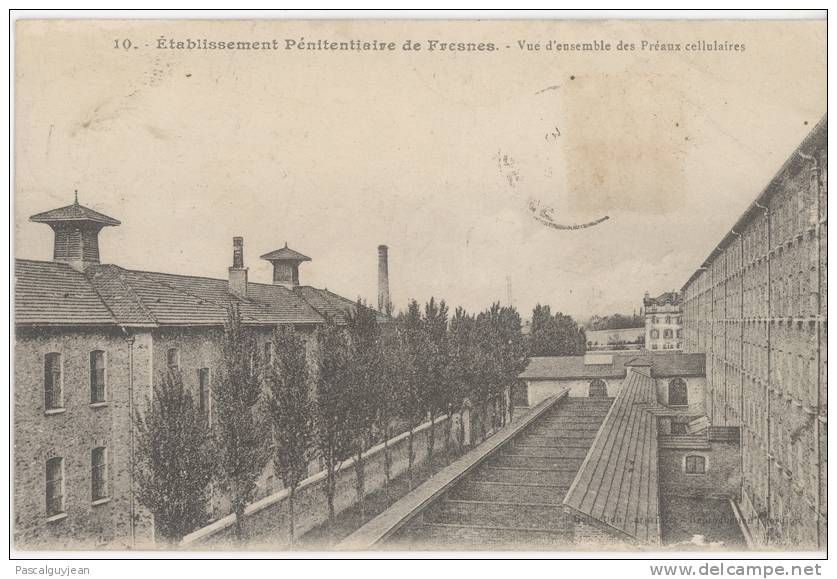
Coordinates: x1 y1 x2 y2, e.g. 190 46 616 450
14 19 826 320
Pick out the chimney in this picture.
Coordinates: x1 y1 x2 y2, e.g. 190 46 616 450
228 237 248 298
260 243 311 289
377 244 390 313
29 192 121 271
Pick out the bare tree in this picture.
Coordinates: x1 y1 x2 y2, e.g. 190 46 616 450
214 304 271 543
134 370 215 546
264 325 314 546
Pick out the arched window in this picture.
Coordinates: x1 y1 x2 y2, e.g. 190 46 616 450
668 378 688 406
588 379 607 398
684 454 706 474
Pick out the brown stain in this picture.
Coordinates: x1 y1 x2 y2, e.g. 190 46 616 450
559 72 687 215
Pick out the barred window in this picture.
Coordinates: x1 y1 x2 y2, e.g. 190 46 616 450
90 350 106 403
46 457 64 516
685 455 706 474
91 447 108 501
44 353 63 411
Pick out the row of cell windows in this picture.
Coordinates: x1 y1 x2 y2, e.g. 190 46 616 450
45 448 108 518
43 351 107 411
650 342 682 350
649 329 683 339
649 316 682 325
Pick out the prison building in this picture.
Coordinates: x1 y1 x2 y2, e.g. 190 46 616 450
14 197 387 549
680 116 827 549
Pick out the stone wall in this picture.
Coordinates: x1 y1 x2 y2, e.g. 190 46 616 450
181 414 457 548
13 327 153 549
658 441 741 500
526 378 624 405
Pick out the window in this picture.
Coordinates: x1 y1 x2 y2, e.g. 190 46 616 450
651 344 658 350
665 316 671 324
90 350 106 403
91 447 108 501
668 378 688 406
44 353 63 410
652 316 658 324
676 329 683 338
677 316 682 324
650 329 659 339
671 422 688 435
46 457 64 517
167 348 180 373
663 329 673 339
684 455 706 474
198 368 211 424
264 341 275 366
588 379 607 398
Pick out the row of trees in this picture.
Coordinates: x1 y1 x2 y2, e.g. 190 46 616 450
134 299 527 547
526 304 587 357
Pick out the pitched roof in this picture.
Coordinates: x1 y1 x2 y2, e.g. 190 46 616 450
294 286 390 325
519 352 705 380
14 260 117 325
643 291 681 307
29 201 121 226
563 368 662 544
13 259 367 327
260 245 311 262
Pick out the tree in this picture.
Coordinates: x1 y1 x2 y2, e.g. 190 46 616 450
264 324 314 545
345 300 381 519
526 304 586 357
397 300 427 490
419 298 449 471
312 318 355 532
134 371 216 546
376 319 407 500
474 303 527 437
446 307 478 456
214 304 271 543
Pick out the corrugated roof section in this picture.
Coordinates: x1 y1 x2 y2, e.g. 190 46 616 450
563 368 662 544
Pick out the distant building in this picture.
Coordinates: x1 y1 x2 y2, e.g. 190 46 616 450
644 291 683 351
585 326 645 351
681 116 827 549
520 351 705 415
14 197 388 549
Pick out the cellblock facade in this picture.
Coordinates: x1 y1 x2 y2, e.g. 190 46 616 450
681 117 827 550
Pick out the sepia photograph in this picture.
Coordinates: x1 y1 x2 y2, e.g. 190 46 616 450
8 9 828 566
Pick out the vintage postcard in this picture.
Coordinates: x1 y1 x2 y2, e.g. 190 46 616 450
11 12 827 560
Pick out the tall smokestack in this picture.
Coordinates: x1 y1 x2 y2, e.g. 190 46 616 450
377 244 390 313
228 237 248 298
